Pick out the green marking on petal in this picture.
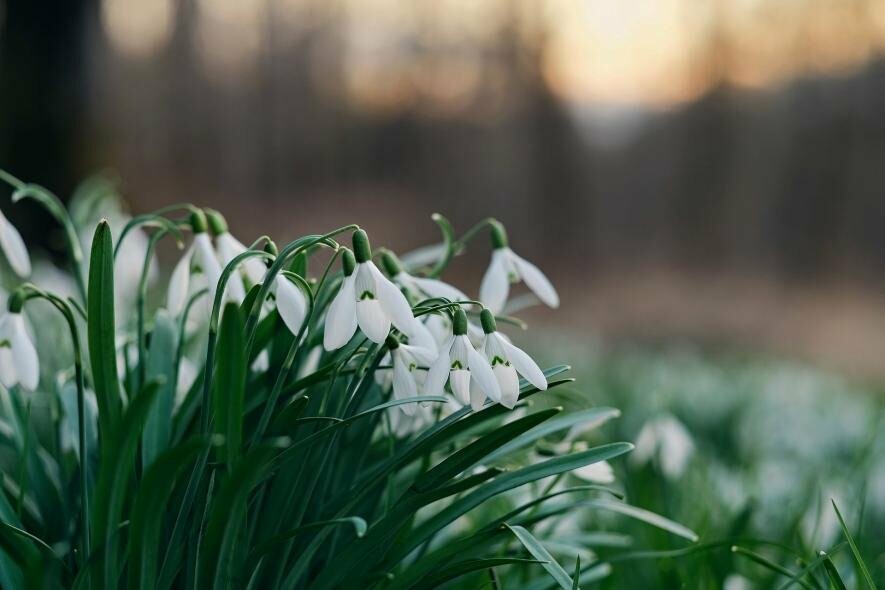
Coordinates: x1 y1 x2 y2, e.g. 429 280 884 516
451 360 463 370
359 290 375 300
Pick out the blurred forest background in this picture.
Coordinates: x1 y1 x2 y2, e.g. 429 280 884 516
3 0 885 376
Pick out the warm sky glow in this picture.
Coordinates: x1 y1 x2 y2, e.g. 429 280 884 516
100 0 885 108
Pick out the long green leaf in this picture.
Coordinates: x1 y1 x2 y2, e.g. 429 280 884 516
507 524 578 590
128 437 217 590
579 499 698 542
214 302 247 469
87 220 122 433
420 557 547 588
831 499 876 589
819 551 847 590
91 380 161 589
142 310 177 469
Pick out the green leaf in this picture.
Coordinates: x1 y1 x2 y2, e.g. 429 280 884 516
250 517 368 561
482 407 620 464
419 557 547 588
87 220 122 433
507 524 578 590
214 302 247 469
197 442 285 589
142 310 177 469
731 546 814 590
572 556 581 590
412 408 561 492
91 380 161 589
831 499 876 589
128 437 217 590
819 551 847 590
579 499 698 542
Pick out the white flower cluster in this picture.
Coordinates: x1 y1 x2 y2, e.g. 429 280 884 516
2 203 558 417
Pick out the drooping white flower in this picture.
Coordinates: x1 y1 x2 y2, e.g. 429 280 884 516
383 336 436 415
477 309 546 409
423 308 501 411
324 232 418 350
206 209 268 304
381 250 468 304
167 210 223 317
632 414 695 479
0 208 31 277
479 222 558 314
0 302 38 391
574 459 616 484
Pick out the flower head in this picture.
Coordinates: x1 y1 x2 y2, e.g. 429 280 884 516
206 209 267 303
384 335 436 415
167 210 224 316
0 295 38 391
632 414 695 479
381 250 467 304
0 208 31 277
324 231 418 350
479 221 558 314
478 309 546 408
423 308 501 411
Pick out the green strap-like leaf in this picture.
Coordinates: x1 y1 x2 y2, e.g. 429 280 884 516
87 220 122 433
142 310 177 469
507 524 578 590
831 499 876 589
214 302 247 469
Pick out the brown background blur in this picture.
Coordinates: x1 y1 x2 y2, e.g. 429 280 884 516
3 0 885 376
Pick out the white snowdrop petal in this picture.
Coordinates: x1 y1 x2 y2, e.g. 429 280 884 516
370 263 415 333
404 318 437 354
215 233 243 264
467 345 501 402
10 315 38 391
324 274 358 351
510 252 559 309
401 343 436 367
167 245 193 316
193 234 223 301
449 369 471 405
275 277 308 336
574 460 615 484
0 346 16 388
356 299 391 343
493 364 520 408
631 422 658 466
409 276 467 303
469 382 486 411
479 249 510 314
501 339 547 391
0 213 31 277
423 344 451 396
392 353 418 415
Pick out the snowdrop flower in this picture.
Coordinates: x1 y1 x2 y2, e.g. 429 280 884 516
574 459 616 484
205 209 267 303
479 221 558 314
0 295 38 391
167 210 223 317
632 414 695 479
380 250 467 304
424 308 500 411
384 335 436 415
478 309 546 409
0 207 31 277
324 232 418 350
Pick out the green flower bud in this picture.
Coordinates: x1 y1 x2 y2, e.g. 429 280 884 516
490 220 508 249
380 250 403 277
341 248 356 276
352 229 372 263
453 308 468 336
189 209 208 234
479 309 497 334
385 334 400 349
7 289 26 313
204 209 228 236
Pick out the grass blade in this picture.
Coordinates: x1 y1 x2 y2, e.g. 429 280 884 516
142 310 177 469
831 499 876 589
87 219 122 433
214 302 247 469
507 524 577 590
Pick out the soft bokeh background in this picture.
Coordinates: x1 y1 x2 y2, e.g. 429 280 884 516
2 1 885 583
6 0 885 375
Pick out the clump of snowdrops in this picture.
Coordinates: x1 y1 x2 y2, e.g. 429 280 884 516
0 170 719 589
